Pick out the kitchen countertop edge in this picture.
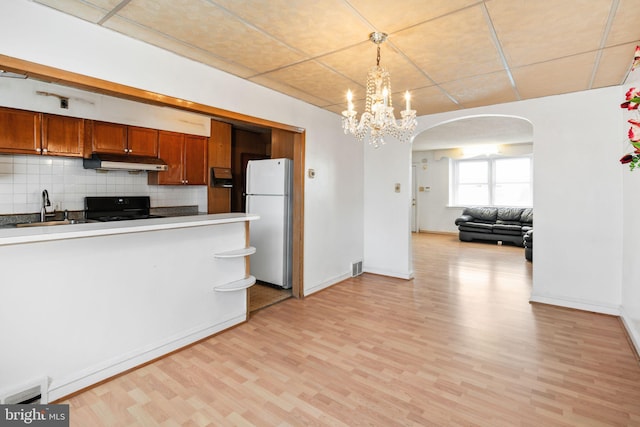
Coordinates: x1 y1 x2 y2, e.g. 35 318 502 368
0 213 260 246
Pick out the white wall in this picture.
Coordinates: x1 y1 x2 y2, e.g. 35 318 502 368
0 2 364 299
621 69 640 351
415 88 625 317
412 150 457 233
363 140 413 279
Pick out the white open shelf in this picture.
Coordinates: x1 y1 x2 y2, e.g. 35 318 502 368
214 275 256 292
214 247 256 258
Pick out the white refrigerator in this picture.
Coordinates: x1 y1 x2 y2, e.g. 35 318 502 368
246 158 293 289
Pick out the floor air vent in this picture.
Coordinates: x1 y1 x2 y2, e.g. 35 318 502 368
1 378 48 404
352 261 363 277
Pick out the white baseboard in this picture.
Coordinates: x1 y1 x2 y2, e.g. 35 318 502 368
620 307 640 357
363 266 414 280
47 315 246 402
304 272 351 297
529 294 621 316
529 294 640 356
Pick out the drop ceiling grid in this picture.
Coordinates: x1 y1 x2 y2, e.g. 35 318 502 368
440 71 518 108
257 60 360 106
249 74 339 108
211 0 373 58
391 5 506 85
604 0 640 47
24 0 640 116
103 15 260 79
485 0 613 68
32 0 118 23
318 42 435 102
346 0 483 34
593 42 640 87
512 52 599 100
110 0 309 74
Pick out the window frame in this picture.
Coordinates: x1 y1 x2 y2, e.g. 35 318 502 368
450 154 533 207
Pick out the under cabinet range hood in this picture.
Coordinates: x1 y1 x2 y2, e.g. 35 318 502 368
83 153 168 172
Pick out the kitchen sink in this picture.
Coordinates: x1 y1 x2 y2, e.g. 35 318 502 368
16 219 71 228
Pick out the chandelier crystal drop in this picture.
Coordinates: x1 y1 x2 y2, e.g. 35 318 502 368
342 32 417 148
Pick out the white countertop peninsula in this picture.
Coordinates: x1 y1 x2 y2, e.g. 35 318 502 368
0 213 258 246
0 213 259 402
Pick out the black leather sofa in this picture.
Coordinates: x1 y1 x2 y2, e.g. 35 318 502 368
454 206 533 247
523 229 533 261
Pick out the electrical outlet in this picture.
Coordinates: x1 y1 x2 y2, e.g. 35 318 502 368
395 183 401 193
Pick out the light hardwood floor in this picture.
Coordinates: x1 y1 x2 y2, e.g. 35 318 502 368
61 233 640 426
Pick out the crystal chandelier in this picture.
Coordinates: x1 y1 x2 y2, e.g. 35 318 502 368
342 32 417 148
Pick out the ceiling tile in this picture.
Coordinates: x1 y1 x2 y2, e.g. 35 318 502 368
113 0 306 73
248 75 336 107
606 0 640 46
211 0 372 57
440 72 518 108
487 0 612 67
28 0 640 118
392 5 504 83
405 86 461 116
34 0 120 23
592 42 639 88
347 0 481 34
103 16 258 78
257 60 359 105
512 52 597 100
319 41 434 94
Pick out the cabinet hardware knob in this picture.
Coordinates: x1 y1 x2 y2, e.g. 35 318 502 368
36 148 41 152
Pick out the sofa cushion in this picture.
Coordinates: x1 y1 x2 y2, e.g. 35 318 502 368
458 222 493 233
497 207 525 222
462 206 497 223
496 219 522 226
454 214 474 226
492 224 523 235
520 208 533 225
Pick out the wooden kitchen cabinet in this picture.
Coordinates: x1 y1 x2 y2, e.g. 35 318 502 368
184 134 207 185
149 131 207 185
0 108 84 157
90 121 158 157
127 126 158 157
41 114 85 157
90 121 127 154
0 107 41 154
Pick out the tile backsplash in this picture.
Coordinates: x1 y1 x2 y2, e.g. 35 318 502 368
0 154 207 214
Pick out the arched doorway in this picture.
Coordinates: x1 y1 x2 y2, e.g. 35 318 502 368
410 114 533 234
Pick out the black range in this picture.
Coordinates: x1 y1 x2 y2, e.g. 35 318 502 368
85 196 164 222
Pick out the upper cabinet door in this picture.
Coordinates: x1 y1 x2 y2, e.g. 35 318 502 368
41 114 84 157
127 126 158 157
91 121 127 154
184 135 207 185
155 130 184 185
0 107 41 154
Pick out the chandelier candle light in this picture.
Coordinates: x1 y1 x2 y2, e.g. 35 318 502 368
342 32 417 148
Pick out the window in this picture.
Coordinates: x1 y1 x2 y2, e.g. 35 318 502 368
451 156 532 206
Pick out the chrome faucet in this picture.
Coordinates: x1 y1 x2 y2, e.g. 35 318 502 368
41 189 51 222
